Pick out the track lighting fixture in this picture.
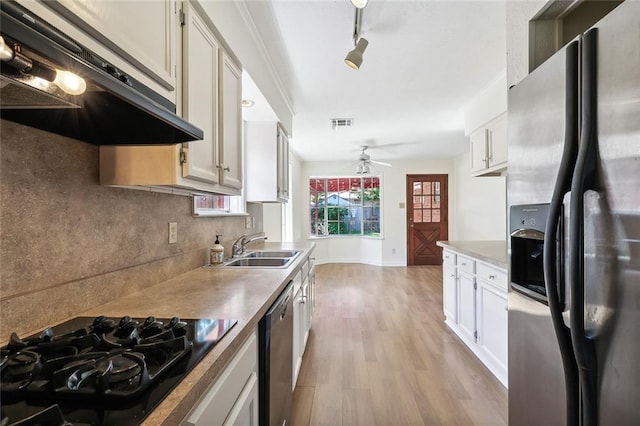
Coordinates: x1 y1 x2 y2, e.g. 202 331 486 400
344 38 369 70
344 3 369 70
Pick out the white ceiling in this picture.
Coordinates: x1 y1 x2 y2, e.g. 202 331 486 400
243 0 506 163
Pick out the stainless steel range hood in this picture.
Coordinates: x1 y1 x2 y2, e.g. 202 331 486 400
0 1 203 145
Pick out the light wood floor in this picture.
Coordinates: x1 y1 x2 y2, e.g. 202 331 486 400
291 263 507 426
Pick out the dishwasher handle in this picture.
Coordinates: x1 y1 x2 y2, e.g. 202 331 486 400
266 280 294 319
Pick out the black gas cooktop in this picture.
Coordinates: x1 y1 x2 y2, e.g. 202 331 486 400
0 315 237 425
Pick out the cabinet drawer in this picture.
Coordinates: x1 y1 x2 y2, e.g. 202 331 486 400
443 250 456 267
477 262 507 290
457 255 475 274
183 330 257 426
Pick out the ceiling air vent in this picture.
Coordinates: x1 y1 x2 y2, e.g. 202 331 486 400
330 118 354 130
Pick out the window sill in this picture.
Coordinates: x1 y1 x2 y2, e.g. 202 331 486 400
308 235 383 240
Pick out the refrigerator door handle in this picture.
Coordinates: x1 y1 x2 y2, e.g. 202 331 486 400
543 39 580 426
570 28 599 426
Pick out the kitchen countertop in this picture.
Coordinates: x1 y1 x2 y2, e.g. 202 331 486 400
436 240 507 268
76 241 314 425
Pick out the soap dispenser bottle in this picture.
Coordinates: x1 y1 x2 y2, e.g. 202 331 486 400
210 235 225 265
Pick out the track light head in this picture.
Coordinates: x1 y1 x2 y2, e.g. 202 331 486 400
344 38 369 70
350 0 368 8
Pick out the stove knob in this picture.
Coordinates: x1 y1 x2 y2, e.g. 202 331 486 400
143 316 156 328
38 327 54 342
114 316 139 338
168 317 187 330
91 315 115 334
118 316 132 328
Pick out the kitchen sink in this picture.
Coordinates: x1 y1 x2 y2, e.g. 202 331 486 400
223 258 292 268
244 250 300 258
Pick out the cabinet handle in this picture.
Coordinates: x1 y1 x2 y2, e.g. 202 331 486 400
216 165 231 172
450 274 455 278
461 262 467 266
489 274 496 279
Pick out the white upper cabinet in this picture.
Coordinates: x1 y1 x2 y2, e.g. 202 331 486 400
470 113 507 176
99 2 243 196
219 51 243 190
182 3 220 185
246 122 289 203
52 0 178 103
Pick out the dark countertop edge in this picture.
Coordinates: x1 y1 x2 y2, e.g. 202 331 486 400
436 240 507 269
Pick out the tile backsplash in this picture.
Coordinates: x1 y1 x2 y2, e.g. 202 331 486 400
0 120 262 339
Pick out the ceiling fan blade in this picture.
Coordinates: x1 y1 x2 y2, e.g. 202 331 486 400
371 159 392 167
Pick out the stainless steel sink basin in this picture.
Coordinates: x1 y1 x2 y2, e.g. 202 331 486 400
223 258 292 268
244 250 300 258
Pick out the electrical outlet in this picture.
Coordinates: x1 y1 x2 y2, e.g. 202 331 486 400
168 222 178 244
245 216 252 229
252 216 256 228
392 248 397 254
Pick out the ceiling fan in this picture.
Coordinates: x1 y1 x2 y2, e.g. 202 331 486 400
355 145 391 174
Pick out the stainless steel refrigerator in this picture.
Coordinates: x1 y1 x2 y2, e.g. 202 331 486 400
507 1 639 425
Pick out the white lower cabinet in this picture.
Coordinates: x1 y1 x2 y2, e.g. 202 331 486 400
477 280 508 377
183 330 258 426
441 249 508 387
457 270 477 344
293 254 315 388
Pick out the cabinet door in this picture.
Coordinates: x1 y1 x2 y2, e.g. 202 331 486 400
220 51 243 190
457 271 476 343
477 281 508 371
488 114 507 168
277 126 289 201
55 0 177 101
470 129 488 174
223 372 259 426
182 5 220 185
292 287 302 388
443 264 457 322
183 331 257 426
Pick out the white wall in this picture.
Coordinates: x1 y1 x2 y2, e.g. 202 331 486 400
196 1 294 132
299 159 455 266
452 151 507 240
464 72 507 135
290 153 508 265
506 0 548 87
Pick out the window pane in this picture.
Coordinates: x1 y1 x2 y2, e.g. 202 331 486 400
413 182 422 195
432 209 441 222
413 196 423 208
433 181 440 195
423 209 432 222
423 196 431 208
414 209 423 223
423 182 432 195
433 195 441 208
309 176 381 238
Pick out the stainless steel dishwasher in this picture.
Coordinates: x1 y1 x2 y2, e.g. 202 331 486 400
259 281 293 426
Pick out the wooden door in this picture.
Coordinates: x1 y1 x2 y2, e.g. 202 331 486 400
406 174 448 265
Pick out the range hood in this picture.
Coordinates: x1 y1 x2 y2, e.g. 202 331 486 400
0 1 203 145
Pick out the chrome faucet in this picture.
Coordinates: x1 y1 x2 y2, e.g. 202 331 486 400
232 232 267 257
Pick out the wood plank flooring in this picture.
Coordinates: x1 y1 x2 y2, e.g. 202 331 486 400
292 263 507 425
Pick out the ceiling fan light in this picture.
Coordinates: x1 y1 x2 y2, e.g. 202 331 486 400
356 163 370 174
350 0 368 9
344 38 368 70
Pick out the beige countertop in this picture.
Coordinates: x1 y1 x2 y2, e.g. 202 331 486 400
436 240 507 269
75 241 314 425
